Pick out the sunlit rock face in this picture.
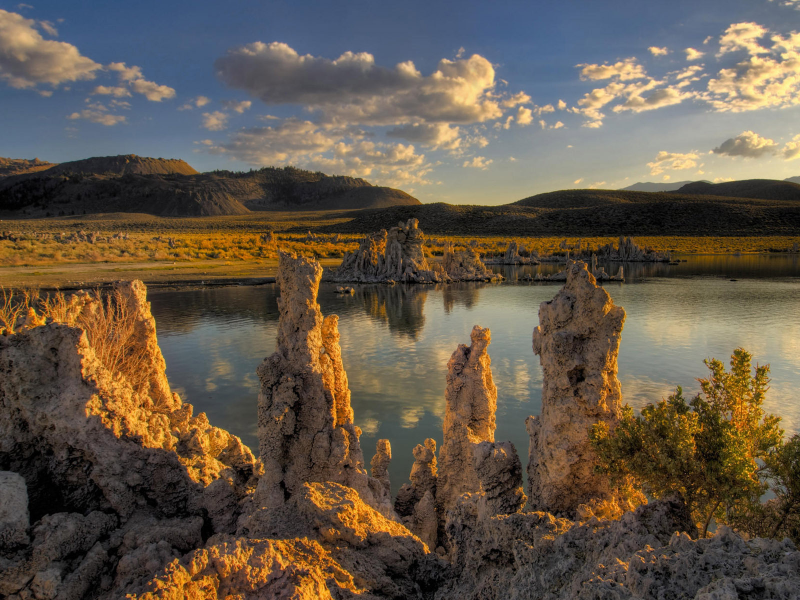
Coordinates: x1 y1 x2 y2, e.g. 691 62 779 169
442 242 496 281
599 235 670 262
395 438 439 549
255 251 393 515
527 260 625 516
333 218 449 283
0 281 260 599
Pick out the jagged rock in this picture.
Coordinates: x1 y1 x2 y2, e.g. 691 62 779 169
255 252 392 516
128 537 362 599
442 242 498 281
473 441 526 516
436 326 498 518
485 240 538 265
371 439 392 493
395 439 439 550
598 235 670 262
333 219 448 283
527 260 626 516
0 472 29 551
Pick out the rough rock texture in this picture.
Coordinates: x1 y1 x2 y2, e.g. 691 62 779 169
0 472 29 551
473 442 526 517
333 219 447 283
0 281 260 599
527 261 626 516
599 235 670 262
395 439 439 550
440 491 800 599
436 326 498 518
442 242 497 281
255 252 392 516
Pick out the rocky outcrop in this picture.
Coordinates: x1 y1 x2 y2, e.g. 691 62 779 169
527 261 626 516
0 280 261 599
0 472 29 551
255 252 392 516
436 326 498 518
534 256 624 282
599 235 670 262
442 242 498 281
332 219 448 283
395 439 439 550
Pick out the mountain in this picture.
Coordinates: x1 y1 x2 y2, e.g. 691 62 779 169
0 156 420 217
620 180 704 192
0 157 57 178
315 188 800 237
784 176 800 184
677 179 800 201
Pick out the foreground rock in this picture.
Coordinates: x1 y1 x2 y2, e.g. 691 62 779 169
2 262 799 599
527 261 629 517
256 252 392 516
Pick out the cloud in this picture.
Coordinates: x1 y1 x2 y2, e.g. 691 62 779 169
713 176 734 183
16 4 33 9
385 122 461 150
685 48 705 61
92 85 131 97
552 120 564 129
67 102 126 126
573 178 584 185
221 99 251 113
576 58 646 81
202 111 229 131
179 95 211 110
516 106 533 126
717 22 770 56
38 20 57 36
462 156 492 169
0 9 101 89
107 62 175 101
613 85 693 113
712 130 779 158
649 46 669 56
206 119 337 163
647 150 701 175
587 181 607 189
214 42 521 127
783 134 800 160
557 99 566 110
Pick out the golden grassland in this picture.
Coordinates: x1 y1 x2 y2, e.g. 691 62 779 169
0 212 798 288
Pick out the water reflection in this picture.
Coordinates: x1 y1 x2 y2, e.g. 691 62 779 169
149 255 800 495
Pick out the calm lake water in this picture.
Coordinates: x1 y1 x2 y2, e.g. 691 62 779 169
149 254 800 495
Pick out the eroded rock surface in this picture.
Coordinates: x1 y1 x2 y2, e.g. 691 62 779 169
527 261 626 516
599 235 670 262
333 219 449 283
395 439 439 550
255 252 392 516
442 243 497 281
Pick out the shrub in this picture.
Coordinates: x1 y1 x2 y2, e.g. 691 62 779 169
590 348 784 537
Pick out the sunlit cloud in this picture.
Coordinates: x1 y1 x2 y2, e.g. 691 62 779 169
576 57 646 81
221 99 251 113
685 47 705 61
0 9 101 90
462 156 492 169
649 46 669 56
178 95 211 110
712 130 778 158
202 110 229 130
67 101 126 126
647 150 700 175
782 134 800 160
107 62 176 101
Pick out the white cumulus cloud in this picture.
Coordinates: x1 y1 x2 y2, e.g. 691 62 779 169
221 99 251 113
67 102 125 126
462 156 492 169
783 134 800 160
202 111 229 131
0 9 101 90
647 150 701 175
712 130 779 158
685 48 705 61
179 95 211 110
576 58 646 81
649 46 669 56
108 62 175 102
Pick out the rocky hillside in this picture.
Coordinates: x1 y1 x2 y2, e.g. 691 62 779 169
0 157 56 178
620 180 701 192
0 157 421 217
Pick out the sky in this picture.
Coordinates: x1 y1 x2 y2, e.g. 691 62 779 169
1 0 800 205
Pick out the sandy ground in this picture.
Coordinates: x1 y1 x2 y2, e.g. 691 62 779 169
0 258 345 289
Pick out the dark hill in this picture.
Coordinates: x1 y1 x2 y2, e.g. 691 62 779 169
313 189 800 237
41 155 198 176
0 158 420 217
677 179 800 201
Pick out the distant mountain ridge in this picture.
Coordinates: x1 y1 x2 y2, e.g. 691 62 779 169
620 180 710 192
676 179 800 201
0 155 420 217
0 157 56 178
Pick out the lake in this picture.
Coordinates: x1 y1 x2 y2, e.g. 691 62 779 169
149 254 800 495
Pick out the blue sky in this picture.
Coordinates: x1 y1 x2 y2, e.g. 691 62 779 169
1 0 800 204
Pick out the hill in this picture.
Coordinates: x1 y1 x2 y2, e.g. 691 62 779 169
785 176 800 184
0 157 57 178
676 179 800 201
313 188 800 237
0 157 420 217
620 180 702 192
